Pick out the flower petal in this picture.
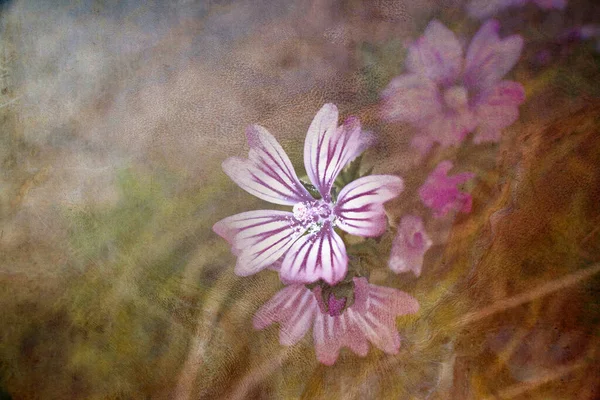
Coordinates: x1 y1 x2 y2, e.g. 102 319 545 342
335 175 404 237
223 125 312 206
213 210 303 276
253 285 318 346
349 279 419 355
464 20 523 93
388 215 433 276
304 104 373 200
380 74 443 123
313 311 369 365
280 222 348 285
418 161 476 218
406 20 463 85
418 109 478 148
473 80 525 144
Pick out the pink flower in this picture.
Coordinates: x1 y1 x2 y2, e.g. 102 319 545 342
419 161 475 218
388 215 432 276
253 277 419 365
467 0 567 19
381 20 525 151
213 104 404 285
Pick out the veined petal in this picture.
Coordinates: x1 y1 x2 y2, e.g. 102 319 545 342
313 311 369 365
380 74 443 124
473 80 525 144
212 210 303 276
304 104 373 200
253 285 318 346
223 125 312 206
280 222 348 285
464 20 523 93
335 175 404 237
349 278 419 355
406 20 463 85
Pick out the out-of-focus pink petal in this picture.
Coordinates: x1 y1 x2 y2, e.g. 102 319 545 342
418 110 478 148
253 284 318 346
380 74 442 123
349 278 419 355
474 80 525 144
464 20 523 93
222 125 312 206
304 104 373 200
213 210 303 276
335 175 404 237
313 310 369 365
467 0 526 19
280 222 348 284
388 215 433 276
419 161 475 218
533 0 566 9
406 20 463 85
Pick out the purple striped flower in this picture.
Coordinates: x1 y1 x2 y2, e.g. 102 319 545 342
381 20 525 152
213 104 404 285
253 277 419 365
419 161 475 218
467 0 567 19
388 215 432 277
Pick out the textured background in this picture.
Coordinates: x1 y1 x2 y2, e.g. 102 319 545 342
0 0 599 398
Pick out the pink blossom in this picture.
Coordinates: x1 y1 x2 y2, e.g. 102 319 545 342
213 104 404 285
253 277 419 365
388 215 432 276
381 20 525 151
419 161 475 218
467 0 567 19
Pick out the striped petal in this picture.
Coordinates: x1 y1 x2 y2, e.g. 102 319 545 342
253 285 318 346
212 210 303 276
280 222 348 285
335 175 404 237
313 310 369 365
304 104 373 201
223 125 313 206
350 278 419 355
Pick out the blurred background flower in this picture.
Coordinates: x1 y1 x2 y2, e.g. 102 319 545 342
0 0 599 399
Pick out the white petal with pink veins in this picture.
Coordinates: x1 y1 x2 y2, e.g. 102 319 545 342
223 124 312 206
335 175 404 237
253 284 318 346
280 222 348 285
304 104 373 200
213 210 303 276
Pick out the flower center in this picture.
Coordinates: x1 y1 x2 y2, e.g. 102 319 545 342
293 200 336 231
443 85 469 111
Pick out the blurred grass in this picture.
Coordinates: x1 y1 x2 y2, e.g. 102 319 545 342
0 1 600 399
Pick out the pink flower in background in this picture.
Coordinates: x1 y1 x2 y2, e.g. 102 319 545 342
381 20 525 152
253 277 419 365
388 215 432 276
467 0 567 19
419 161 475 218
213 104 404 285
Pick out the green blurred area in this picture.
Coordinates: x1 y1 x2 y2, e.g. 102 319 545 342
1 0 600 399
